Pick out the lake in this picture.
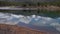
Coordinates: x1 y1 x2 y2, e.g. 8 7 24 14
0 10 60 33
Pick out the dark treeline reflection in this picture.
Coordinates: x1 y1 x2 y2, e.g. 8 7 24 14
0 10 60 18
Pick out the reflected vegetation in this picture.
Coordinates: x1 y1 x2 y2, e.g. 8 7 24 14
0 10 60 18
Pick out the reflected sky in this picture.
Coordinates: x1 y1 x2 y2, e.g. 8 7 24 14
0 13 60 32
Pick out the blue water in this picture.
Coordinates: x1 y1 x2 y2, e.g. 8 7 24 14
0 12 60 34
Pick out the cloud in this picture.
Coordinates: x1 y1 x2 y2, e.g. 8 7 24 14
50 23 60 32
19 16 32 24
30 16 55 26
0 13 20 25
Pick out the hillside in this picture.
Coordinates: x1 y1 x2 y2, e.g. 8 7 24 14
0 24 47 34
0 0 60 7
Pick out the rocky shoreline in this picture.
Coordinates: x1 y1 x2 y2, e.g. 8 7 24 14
0 6 60 11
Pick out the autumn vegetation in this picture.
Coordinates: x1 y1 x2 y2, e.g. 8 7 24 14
0 1 60 7
0 24 47 34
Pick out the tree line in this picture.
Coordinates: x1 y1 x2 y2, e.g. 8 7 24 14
0 1 60 7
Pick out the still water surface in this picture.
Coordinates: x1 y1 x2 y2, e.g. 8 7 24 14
0 10 60 33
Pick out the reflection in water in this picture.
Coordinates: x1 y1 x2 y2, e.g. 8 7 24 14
0 12 60 32
0 10 60 18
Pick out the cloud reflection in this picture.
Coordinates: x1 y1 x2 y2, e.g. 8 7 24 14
0 13 60 32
